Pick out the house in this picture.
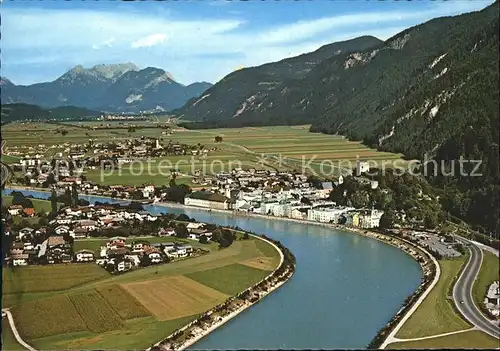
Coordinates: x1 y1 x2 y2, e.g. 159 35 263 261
356 160 370 176
186 222 206 231
144 248 163 264
71 227 87 239
23 242 34 251
108 247 130 257
75 250 95 262
125 254 141 266
23 208 35 217
19 227 34 239
8 205 23 216
12 253 29 266
77 219 98 231
48 236 66 247
61 253 73 263
131 241 148 253
158 227 176 236
55 225 70 235
184 191 233 210
117 259 133 272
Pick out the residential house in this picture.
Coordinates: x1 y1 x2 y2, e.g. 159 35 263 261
158 227 176 236
117 259 133 272
8 205 23 216
75 250 95 262
55 225 70 235
23 208 35 217
12 253 29 266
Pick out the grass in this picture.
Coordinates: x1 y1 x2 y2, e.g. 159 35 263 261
185 263 270 295
395 257 470 338
472 250 500 313
387 330 500 349
30 315 198 350
2 264 109 296
122 276 229 321
96 285 151 320
2 317 28 351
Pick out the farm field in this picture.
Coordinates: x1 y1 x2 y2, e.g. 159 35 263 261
472 250 500 313
395 257 470 338
387 330 499 349
7 235 280 350
2 264 109 303
2 123 406 183
122 275 229 321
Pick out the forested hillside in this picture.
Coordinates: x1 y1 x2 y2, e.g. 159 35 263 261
178 2 499 235
174 35 382 124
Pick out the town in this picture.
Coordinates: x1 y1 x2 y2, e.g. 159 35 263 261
3 194 241 275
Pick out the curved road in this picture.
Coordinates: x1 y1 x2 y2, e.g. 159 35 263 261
1 161 12 187
453 238 500 339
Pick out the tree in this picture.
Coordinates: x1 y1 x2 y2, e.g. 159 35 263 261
379 210 396 230
300 197 312 205
71 184 79 207
424 212 439 229
242 232 250 240
214 135 223 143
50 189 58 214
175 223 189 238
199 235 209 244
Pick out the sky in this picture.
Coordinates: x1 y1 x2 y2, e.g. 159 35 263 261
1 0 495 86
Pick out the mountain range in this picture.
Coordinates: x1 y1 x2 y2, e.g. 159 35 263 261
1 63 212 113
176 1 499 235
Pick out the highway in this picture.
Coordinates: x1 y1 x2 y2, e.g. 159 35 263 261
452 238 500 339
1 161 11 187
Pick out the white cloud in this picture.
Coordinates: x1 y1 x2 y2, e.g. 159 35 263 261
131 34 168 48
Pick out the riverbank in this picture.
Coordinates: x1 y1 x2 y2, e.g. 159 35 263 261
3 187 427 349
147 234 295 351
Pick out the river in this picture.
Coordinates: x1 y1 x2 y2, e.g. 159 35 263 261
3 189 422 349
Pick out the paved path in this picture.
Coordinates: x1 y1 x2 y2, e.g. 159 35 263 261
379 246 441 349
389 327 477 343
1 161 12 187
452 237 500 339
2 309 37 351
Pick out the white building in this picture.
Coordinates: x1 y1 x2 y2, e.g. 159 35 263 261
307 207 353 223
75 250 95 262
184 191 233 210
356 160 370 176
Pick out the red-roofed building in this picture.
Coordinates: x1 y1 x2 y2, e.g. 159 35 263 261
23 208 35 217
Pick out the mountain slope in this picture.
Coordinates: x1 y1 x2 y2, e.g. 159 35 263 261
174 35 383 124
177 2 499 234
1 64 212 113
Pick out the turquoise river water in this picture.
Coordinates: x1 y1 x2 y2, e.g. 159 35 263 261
3 189 422 349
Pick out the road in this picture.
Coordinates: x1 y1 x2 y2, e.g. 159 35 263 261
0 161 11 187
452 238 500 339
2 309 37 351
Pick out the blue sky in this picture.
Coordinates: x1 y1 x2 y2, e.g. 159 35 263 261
1 0 494 86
